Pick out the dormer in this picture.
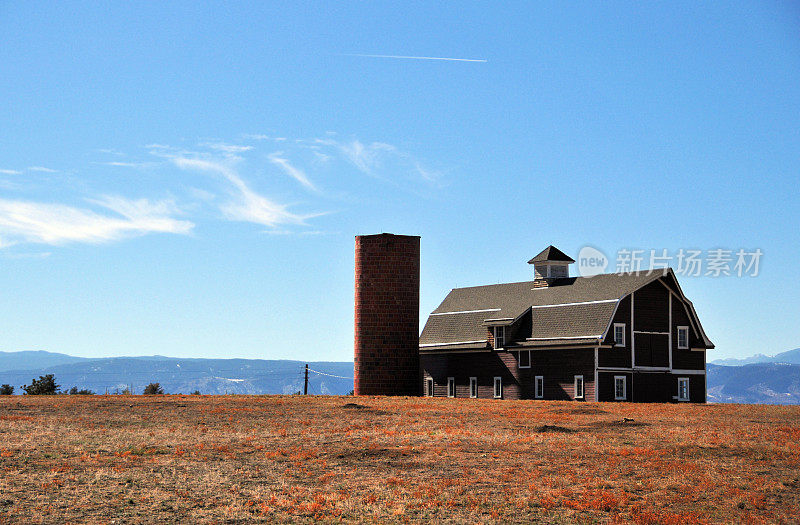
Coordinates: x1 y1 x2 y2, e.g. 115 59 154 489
528 245 575 288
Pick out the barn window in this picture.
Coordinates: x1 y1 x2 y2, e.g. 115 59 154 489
493 326 505 349
493 377 502 399
678 377 690 401
574 375 585 400
469 377 478 398
614 323 626 347
614 376 626 401
447 377 455 398
535 376 544 399
677 326 689 349
426 378 434 397
518 350 531 368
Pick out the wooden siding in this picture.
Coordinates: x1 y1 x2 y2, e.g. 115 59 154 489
599 295 632 368
421 351 521 399
634 332 670 368
598 371 705 403
634 280 670 332
421 347 595 401
597 372 632 402
671 294 705 370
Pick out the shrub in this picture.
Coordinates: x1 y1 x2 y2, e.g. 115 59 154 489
22 374 59 395
191 390 201 395
0 384 13 395
143 382 164 395
68 386 95 395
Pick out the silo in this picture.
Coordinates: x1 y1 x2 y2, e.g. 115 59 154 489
354 233 420 396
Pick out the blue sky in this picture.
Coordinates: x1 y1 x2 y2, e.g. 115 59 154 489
0 2 798 361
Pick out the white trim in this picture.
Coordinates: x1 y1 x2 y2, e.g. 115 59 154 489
678 377 690 401
483 317 514 322
493 376 502 399
658 275 714 348
420 348 490 354
425 377 434 397
447 377 455 398
529 299 618 309
469 377 478 398
535 376 544 399
419 340 486 348
574 375 585 400
518 349 531 368
614 375 627 401
527 335 602 340
672 369 705 375
668 293 673 370
520 344 611 351
613 323 626 347
631 291 635 368
634 366 671 371
596 367 705 375
600 297 624 341
633 330 670 335
677 326 689 350
594 347 599 402
430 308 501 316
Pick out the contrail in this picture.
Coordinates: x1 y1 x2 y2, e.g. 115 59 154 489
343 53 487 63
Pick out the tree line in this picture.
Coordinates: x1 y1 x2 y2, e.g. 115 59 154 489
0 375 193 396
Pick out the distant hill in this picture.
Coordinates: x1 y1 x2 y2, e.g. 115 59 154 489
707 363 800 404
0 356 353 395
710 347 800 366
0 350 88 372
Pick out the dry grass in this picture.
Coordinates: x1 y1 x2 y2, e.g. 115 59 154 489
1 395 798 523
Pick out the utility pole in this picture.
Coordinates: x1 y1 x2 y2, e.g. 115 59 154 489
304 364 309 395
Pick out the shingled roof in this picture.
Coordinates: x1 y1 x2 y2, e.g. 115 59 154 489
419 271 665 348
527 245 575 264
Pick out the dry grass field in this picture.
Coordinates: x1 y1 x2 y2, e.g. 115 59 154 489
1 395 798 524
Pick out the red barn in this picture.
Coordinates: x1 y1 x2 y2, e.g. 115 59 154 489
419 246 714 402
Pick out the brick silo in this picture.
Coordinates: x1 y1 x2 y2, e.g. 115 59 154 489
354 233 420 396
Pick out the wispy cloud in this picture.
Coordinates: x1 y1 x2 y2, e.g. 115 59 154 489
27 166 58 173
204 142 253 154
0 196 193 247
0 169 22 175
268 153 317 192
172 157 315 229
99 161 154 168
241 134 271 141
343 53 487 63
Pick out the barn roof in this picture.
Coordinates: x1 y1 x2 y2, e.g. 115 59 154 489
420 271 670 348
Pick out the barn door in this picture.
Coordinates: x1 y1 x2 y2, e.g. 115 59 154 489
634 333 669 367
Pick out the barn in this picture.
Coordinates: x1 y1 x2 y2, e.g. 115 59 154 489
419 246 714 402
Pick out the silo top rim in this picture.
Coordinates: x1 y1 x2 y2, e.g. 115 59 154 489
356 233 420 239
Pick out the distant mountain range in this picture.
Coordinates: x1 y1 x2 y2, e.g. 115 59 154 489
0 351 353 396
710 347 800 366
1 349 799 404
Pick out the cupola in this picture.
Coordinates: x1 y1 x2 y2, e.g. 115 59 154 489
528 245 575 288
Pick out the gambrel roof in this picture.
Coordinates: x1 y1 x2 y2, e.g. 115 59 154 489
419 269 714 350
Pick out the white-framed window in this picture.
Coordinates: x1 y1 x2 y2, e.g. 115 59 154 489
574 375 585 400
426 378 434 397
613 323 626 347
469 377 478 398
447 377 455 398
518 350 531 368
493 326 505 349
614 375 627 401
677 326 689 349
493 376 502 399
678 377 690 401
535 376 544 399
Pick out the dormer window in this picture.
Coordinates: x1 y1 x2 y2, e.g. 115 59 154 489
493 326 505 349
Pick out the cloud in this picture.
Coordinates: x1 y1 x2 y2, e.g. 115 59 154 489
0 196 193 247
242 134 271 141
343 53 487 63
100 161 153 168
0 169 21 175
335 140 397 176
28 166 58 173
172 157 314 229
268 153 317 192
204 142 253 154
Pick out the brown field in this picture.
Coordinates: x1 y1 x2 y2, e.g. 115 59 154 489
0 396 799 524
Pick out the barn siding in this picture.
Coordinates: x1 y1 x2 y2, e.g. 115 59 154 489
599 295 632 368
634 281 670 333
671 297 705 370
